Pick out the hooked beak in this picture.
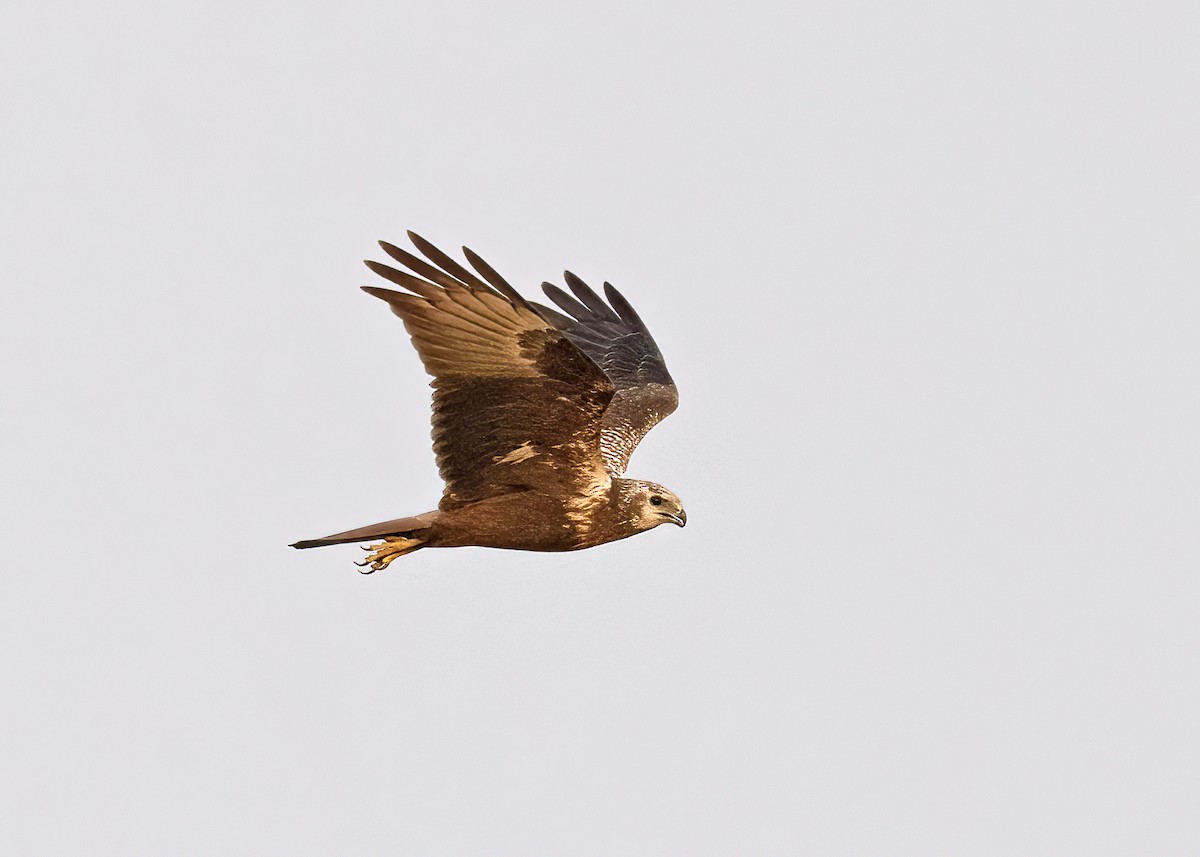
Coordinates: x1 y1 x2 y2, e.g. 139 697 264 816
661 510 687 527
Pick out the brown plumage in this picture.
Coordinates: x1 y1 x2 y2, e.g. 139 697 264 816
291 232 685 571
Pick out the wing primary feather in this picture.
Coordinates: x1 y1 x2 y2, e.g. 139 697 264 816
363 260 440 299
602 282 649 331
564 271 620 321
542 283 594 321
407 231 491 292
439 289 513 338
529 300 576 328
406 305 513 344
462 246 534 309
442 282 522 327
378 241 464 290
362 285 512 341
361 285 423 305
361 286 428 322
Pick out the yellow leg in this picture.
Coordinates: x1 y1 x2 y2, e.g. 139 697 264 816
354 535 423 573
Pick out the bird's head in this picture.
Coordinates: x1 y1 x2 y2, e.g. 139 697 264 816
625 480 687 531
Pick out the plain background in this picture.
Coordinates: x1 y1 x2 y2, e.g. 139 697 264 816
3 1 1198 854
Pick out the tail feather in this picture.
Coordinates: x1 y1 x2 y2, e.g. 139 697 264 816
290 511 439 549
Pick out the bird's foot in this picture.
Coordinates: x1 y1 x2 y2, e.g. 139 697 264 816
354 536 422 573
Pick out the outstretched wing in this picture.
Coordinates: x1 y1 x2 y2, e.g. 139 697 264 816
364 233 615 510
533 273 678 476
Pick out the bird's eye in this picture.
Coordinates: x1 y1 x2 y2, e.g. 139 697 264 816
649 496 663 506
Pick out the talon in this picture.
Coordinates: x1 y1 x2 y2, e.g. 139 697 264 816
351 535 423 573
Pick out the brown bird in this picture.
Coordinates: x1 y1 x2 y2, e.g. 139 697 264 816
291 232 685 571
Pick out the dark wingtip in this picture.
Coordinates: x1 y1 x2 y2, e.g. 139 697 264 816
542 282 592 321
562 271 619 320
462 245 530 306
602 281 647 328
405 230 435 259
405 230 489 291
362 260 398 283
406 230 439 260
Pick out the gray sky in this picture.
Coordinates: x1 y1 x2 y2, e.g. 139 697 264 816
3 1 1198 854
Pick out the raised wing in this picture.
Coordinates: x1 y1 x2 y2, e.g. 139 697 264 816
364 233 615 509
533 272 678 476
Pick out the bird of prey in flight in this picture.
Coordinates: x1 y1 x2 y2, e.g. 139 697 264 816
291 232 685 572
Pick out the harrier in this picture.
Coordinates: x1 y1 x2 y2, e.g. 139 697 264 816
291 232 685 571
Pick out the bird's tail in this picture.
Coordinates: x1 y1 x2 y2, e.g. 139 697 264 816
290 511 439 550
